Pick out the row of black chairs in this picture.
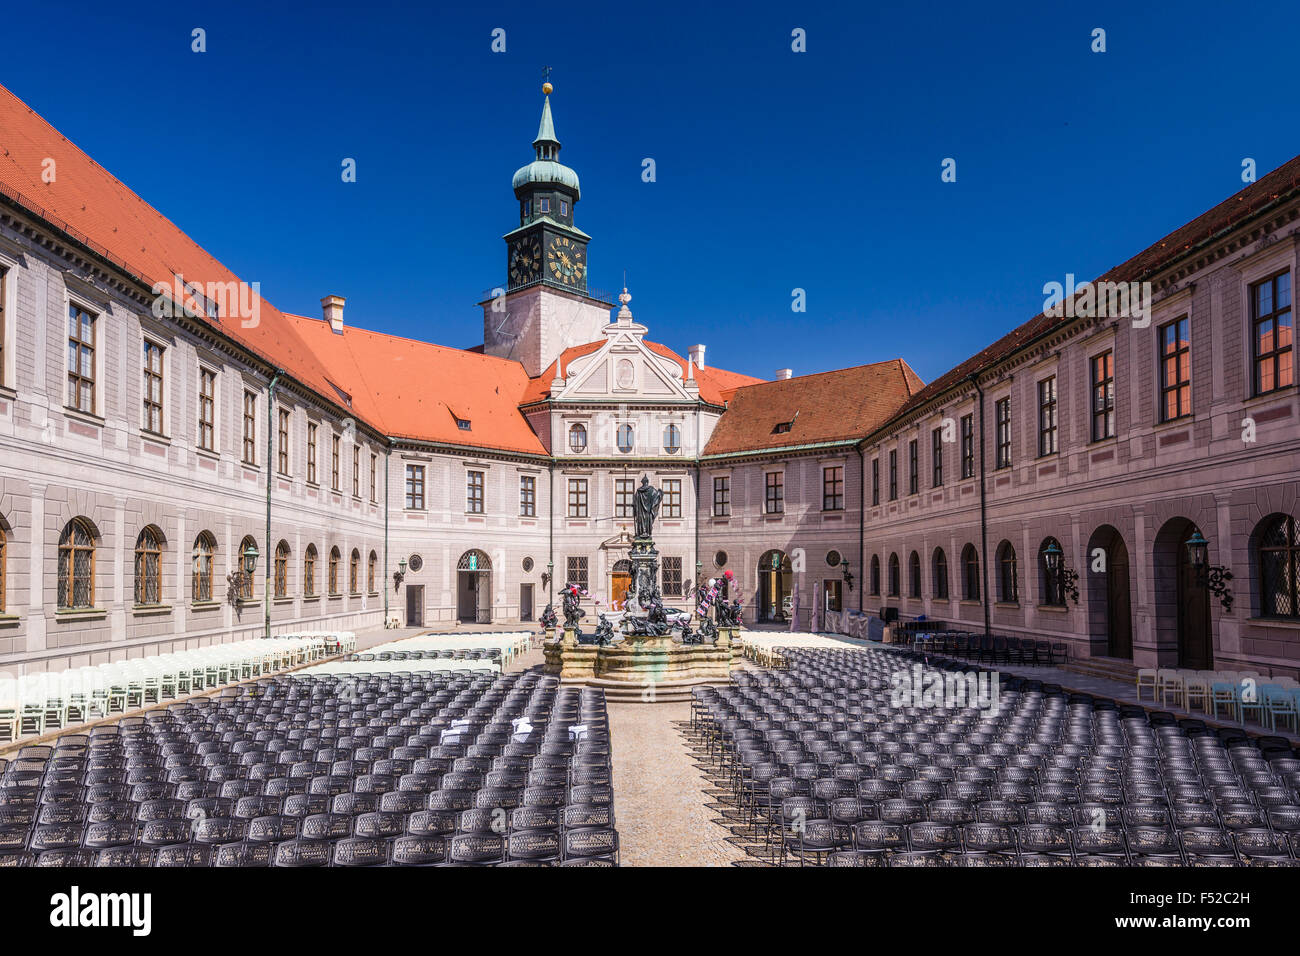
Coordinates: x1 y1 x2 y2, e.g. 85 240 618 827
1 669 618 866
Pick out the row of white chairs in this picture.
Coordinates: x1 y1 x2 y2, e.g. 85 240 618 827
363 631 531 666
738 632 860 667
0 632 353 742
1137 667 1300 730
297 658 502 677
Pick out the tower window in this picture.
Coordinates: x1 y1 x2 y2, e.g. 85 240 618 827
560 200 569 217
523 200 531 218
539 198 550 214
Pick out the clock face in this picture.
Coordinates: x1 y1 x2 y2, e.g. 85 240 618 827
509 236 541 286
546 236 585 286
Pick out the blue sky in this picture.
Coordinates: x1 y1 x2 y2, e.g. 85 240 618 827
5 0 1298 382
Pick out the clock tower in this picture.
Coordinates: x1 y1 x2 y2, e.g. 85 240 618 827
482 82 612 376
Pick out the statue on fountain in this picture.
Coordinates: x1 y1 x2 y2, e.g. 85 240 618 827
562 584 586 631
589 616 616 646
539 603 558 630
632 475 662 542
716 596 742 629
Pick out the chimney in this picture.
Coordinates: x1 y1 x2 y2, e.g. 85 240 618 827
689 344 706 369
776 368 793 380
321 295 346 334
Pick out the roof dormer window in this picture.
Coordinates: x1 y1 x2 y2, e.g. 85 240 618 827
456 418 471 431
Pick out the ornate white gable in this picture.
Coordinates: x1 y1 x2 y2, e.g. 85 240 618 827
550 289 697 401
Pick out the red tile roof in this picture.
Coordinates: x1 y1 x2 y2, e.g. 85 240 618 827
280 315 548 455
702 359 925 457
0 84 353 425
884 154 1300 426
522 339 764 406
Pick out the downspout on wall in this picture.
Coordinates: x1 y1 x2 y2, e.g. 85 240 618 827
263 369 284 640
968 373 991 637
857 444 865 613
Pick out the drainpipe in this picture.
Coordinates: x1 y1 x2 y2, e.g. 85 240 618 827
968 372 991 637
264 369 284 640
547 461 555 610
383 446 390 624
857 444 865 613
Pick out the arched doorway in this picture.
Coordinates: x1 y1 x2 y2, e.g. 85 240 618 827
610 559 632 611
457 549 492 623
1086 526 1132 659
1154 518 1212 669
757 549 792 623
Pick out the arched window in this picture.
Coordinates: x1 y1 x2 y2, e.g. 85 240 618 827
236 535 258 600
932 548 949 600
961 544 980 601
328 547 341 595
1257 514 1300 618
274 540 290 599
1039 537 1065 606
192 532 216 603
887 553 900 597
133 526 163 606
304 545 317 598
367 550 377 594
997 541 1018 603
663 423 681 454
909 551 922 598
58 518 96 609
870 555 881 596
616 424 634 453
568 423 587 453
349 549 360 595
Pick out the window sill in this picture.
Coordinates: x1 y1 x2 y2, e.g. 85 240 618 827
195 448 220 462
273 597 295 606
55 608 107 621
1245 616 1300 630
328 595 342 602
191 601 221 611
131 604 172 617
141 430 170 445
1244 384 1297 408
994 602 1020 610
367 591 380 599
0 613 20 628
959 600 981 608
302 596 320 603
1036 603 1069 613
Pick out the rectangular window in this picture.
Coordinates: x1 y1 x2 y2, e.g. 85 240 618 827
908 440 918 495
307 422 318 484
142 341 164 434
995 398 1012 469
824 579 843 613
520 475 536 516
823 465 844 511
1037 376 1058 456
242 390 257 464
197 367 216 451
352 446 361 497
1091 351 1115 441
566 555 588 592
931 428 943 487
663 479 682 518
662 556 683 597
713 476 730 517
888 450 898 500
615 478 634 518
68 303 96 413
1252 272 1293 395
568 478 588 518
405 464 425 510
960 414 974 479
765 472 784 514
467 470 485 513
331 434 341 490
871 458 880 505
370 453 378 502
539 198 551 213
277 408 290 475
1159 317 1191 421
560 200 569 217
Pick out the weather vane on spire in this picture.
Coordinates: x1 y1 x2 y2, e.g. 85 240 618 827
542 66 553 95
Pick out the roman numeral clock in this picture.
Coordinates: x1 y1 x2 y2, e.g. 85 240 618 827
546 235 585 287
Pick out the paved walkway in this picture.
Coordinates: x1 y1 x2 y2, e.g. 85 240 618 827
606 700 751 866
